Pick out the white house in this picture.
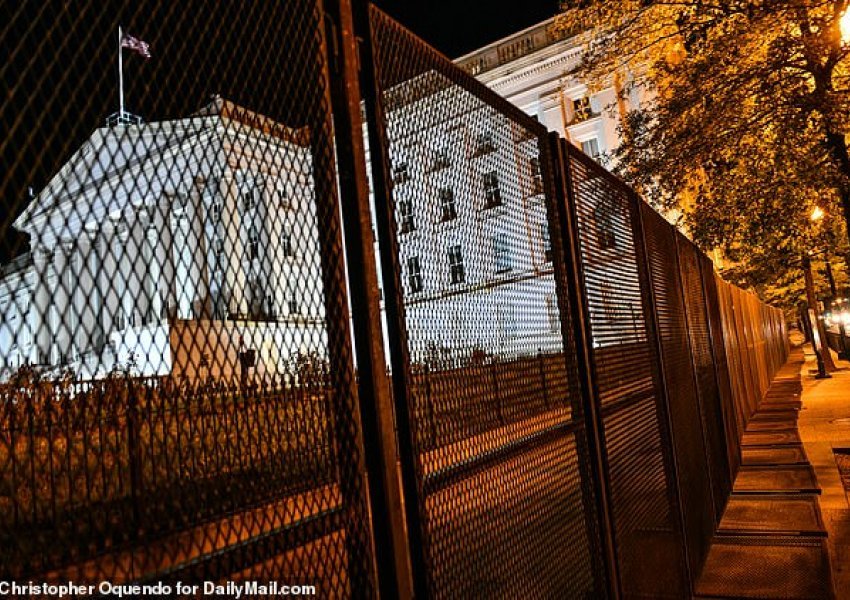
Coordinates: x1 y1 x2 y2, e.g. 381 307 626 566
1 98 327 382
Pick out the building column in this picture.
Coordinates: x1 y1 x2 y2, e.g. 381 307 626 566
99 224 119 341
159 194 178 320
82 228 105 352
32 247 52 364
188 179 210 318
53 243 71 362
146 225 162 323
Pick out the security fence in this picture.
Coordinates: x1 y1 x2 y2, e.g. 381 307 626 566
1 0 789 597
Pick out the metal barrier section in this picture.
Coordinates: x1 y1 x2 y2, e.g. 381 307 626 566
700 252 742 480
566 148 688 597
363 6 605 598
640 204 715 581
713 276 789 447
675 233 733 521
0 0 376 592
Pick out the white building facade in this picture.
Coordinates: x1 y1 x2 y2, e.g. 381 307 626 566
457 17 647 167
1 99 326 381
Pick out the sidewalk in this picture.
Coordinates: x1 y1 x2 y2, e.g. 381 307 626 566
798 342 850 599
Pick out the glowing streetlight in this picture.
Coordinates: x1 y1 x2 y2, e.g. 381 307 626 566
811 206 825 221
842 9 850 44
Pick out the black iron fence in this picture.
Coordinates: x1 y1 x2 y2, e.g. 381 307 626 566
1 1 789 597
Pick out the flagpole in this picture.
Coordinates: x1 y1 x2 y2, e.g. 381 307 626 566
118 25 124 117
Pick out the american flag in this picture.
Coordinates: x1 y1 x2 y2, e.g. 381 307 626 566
121 33 151 59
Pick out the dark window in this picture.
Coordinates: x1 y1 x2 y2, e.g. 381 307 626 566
431 147 451 171
546 294 559 333
399 200 415 234
243 187 258 211
494 233 512 273
211 201 222 221
248 227 260 260
530 157 544 195
483 171 502 209
440 188 457 222
572 97 594 123
473 131 496 156
448 245 465 284
283 231 294 258
392 161 410 184
288 286 300 315
407 256 423 293
541 224 553 262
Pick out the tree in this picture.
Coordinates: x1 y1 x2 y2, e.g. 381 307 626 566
557 1 850 298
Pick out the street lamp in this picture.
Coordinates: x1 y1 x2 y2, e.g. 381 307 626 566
811 206 825 221
842 8 850 44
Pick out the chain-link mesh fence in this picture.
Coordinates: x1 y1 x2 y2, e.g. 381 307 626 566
1 0 376 593
363 7 606 598
2 0 792 596
566 145 690 597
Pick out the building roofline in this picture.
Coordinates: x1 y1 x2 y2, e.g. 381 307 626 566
454 16 558 63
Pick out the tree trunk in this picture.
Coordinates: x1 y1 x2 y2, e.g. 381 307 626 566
803 255 838 372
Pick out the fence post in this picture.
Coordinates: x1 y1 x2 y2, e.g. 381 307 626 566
126 376 142 533
424 364 437 449
323 0 415 596
490 358 505 426
537 349 550 411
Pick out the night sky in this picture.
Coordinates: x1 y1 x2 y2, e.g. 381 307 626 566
0 0 560 264
373 0 560 57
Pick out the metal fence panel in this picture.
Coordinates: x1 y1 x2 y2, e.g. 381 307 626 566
363 6 606 598
566 148 688 597
699 253 741 480
0 0 376 592
675 233 732 521
640 204 715 580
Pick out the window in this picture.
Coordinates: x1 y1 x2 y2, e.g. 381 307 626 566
431 146 451 171
493 232 512 273
275 183 288 205
283 230 294 258
210 200 222 221
541 224 553 262
530 157 544 195
266 294 276 319
287 285 300 315
440 188 457 222
407 256 423 293
248 227 260 260
582 138 601 161
483 171 502 209
392 161 410 184
572 96 594 123
593 201 617 250
473 131 496 156
399 200 415 234
243 186 258 211
448 245 465 284
546 294 559 333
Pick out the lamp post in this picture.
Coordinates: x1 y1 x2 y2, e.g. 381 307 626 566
802 254 835 377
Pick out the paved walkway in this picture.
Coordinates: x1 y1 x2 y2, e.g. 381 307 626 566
798 343 850 600
697 346 835 599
